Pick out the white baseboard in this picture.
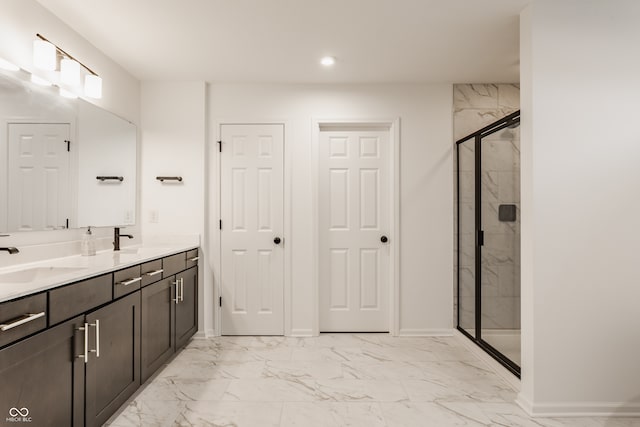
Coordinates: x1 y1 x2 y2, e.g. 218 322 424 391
193 329 216 339
516 394 640 417
453 330 520 392
290 328 314 337
397 328 454 337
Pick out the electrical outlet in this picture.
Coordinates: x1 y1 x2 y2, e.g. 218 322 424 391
124 210 133 224
149 209 159 223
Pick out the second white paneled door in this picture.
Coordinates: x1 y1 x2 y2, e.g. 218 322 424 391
7 123 71 232
319 125 390 332
220 124 284 335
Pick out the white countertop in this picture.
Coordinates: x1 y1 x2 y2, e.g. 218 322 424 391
0 243 198 303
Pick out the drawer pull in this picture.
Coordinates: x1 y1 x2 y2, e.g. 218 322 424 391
118 277 142 286
77 322 89 363
0 311 45 332
188 256 199 262
145 269 164 277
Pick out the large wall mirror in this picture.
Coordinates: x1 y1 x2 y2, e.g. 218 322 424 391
0 67 136 233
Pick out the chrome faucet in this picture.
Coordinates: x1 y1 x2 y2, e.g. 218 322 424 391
0 247 19 254
113 227 133 251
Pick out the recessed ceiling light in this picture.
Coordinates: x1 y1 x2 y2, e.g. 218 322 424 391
320 56 335 67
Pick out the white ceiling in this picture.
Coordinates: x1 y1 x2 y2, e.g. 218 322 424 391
35 0 529 84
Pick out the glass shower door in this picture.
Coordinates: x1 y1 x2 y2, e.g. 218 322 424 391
479 123 521 367
457 139 476 338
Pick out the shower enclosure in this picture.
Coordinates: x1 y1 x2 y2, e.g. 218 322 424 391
456 110 521 376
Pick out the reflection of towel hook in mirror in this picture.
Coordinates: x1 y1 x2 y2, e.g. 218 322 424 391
96 176 124 182
156 176 183 183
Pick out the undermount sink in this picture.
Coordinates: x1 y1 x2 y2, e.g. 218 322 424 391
0 267 87 284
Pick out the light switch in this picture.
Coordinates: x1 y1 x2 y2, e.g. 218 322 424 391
149 209 159 223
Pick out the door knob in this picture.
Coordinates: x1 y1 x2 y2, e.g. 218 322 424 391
274 237 282 245
380 235 388 243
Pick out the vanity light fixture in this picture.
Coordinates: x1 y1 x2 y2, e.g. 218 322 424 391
320 56 335 66
84 74 102 99
60 58 81 86
33 39 56 70
33 34 103 99
0 57 19 71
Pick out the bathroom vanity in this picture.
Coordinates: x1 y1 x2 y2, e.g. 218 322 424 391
0 245 198 427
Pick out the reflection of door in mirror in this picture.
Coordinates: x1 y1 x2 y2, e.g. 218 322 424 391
7 123 71 231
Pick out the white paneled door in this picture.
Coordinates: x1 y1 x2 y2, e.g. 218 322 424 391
8 123 71 231
319 125 390 332
220 124 284 335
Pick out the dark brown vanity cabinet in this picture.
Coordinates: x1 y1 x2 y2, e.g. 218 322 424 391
0 247 197 427
85 291 140 427
141 259 198 382
141 277 175 382
0 315 85 427
175 266 198 349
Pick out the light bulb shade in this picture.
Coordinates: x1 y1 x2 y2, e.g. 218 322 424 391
60 58 80 86
30 74 52 86
0 57 19 71
84 74 102 99
33 39 56 70
59 88 77 99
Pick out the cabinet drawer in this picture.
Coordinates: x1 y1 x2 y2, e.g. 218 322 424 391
186 249 199 269
49 274 112 325
141 259 163 288
162 253 186 278
0 293 47 348
114 265 142 298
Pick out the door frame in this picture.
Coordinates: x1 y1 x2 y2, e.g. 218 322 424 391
210 120 291 336
311 118 400 336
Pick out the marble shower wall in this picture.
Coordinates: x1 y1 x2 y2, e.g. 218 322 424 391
453 84 520 331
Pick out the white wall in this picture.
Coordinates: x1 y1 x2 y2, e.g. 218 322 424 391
140 81 212 335
519 0 640 416
208 83 453 335
0 0 140 266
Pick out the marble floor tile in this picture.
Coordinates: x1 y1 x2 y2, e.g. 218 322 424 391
264 360 344 380
280 402 386 427
175 401 283 427
381 401 487 427
157 359 267 380
313 379 409 402
222 378 328 402
105 333 640 427
104 400 185 427
136 378 230 401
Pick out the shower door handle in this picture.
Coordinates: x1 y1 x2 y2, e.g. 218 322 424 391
477 230 484 246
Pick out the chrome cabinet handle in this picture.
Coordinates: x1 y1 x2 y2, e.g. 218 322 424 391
77 322 89 363
188 256 199 262
89 320 100 358
180 278 184 302
146 269 163 277
172 280 180 304
0 311 45 332
118 277 142 286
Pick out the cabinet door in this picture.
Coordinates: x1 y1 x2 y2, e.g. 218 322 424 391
0 316 85 427
175 266 198 349
141 277 175 382
85 291 140 427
